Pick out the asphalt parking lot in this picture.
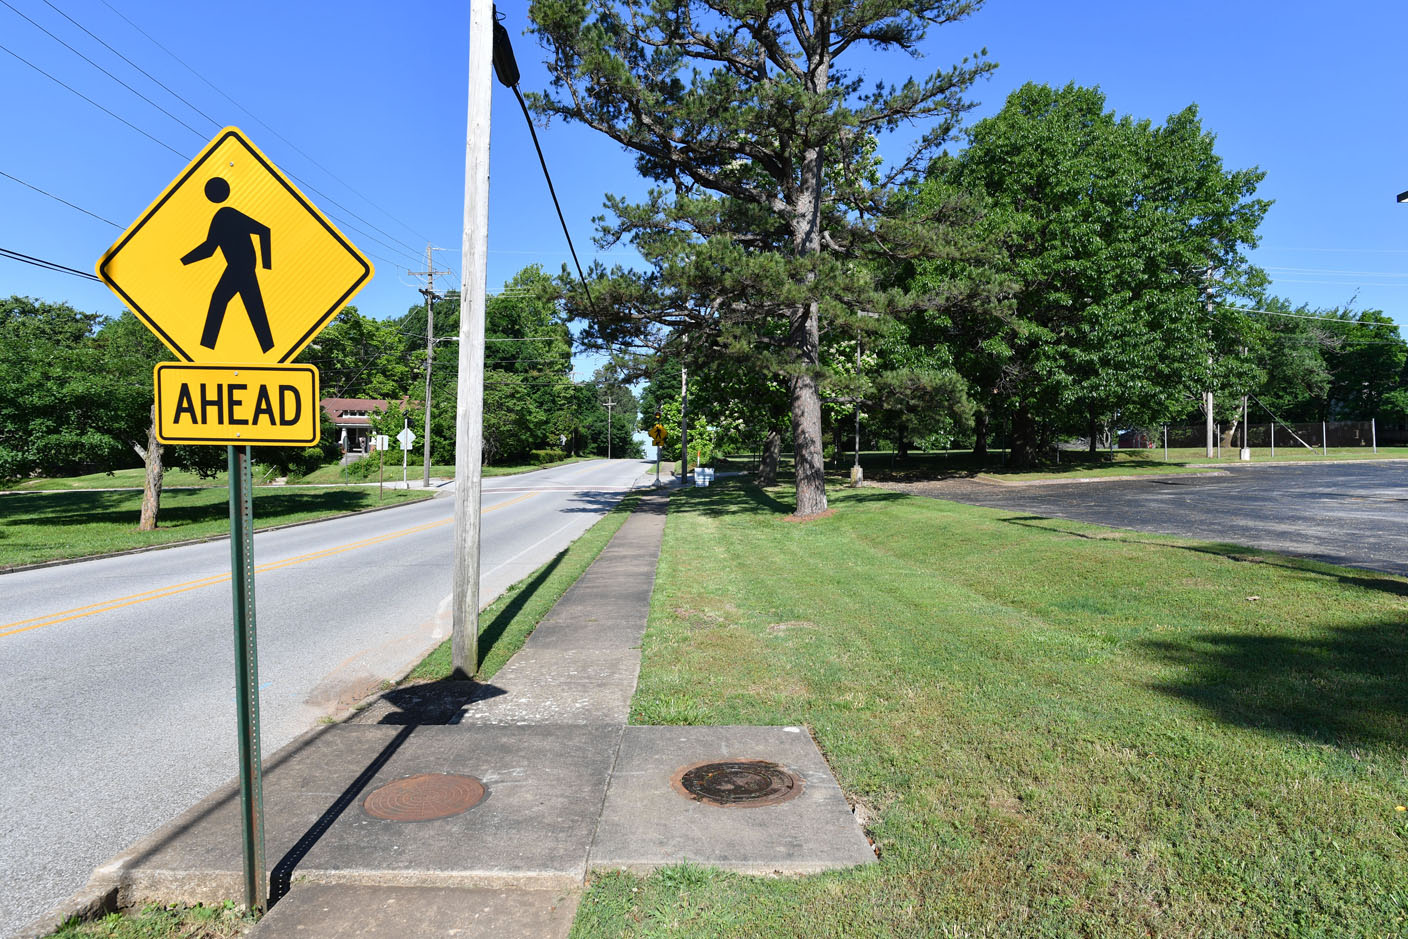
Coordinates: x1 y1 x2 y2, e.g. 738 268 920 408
905 461 1408 577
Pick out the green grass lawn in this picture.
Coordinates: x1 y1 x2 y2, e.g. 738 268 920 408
0 487 429 569
572 480 1408 938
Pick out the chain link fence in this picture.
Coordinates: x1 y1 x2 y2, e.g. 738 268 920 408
1141 419 1383 454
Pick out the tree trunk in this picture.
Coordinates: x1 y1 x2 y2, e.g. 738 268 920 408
1010 407 1039 468
758 426 783 486
139 404 163 531
896 426 909 461
788 302 827 517
1088 411 1099 456
974 409 989 457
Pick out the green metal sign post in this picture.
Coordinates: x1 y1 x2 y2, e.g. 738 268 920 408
228 445 267 913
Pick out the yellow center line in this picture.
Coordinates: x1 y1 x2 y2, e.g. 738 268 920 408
0 491 537 641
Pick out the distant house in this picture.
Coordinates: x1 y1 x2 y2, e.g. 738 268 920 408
320 398 394 456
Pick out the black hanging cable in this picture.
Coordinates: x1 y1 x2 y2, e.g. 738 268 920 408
492 7 599 314
0 246 102 281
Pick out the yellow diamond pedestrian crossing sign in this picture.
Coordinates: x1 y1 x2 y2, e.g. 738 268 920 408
96 127 372 364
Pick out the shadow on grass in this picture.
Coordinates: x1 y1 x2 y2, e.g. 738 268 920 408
478 551 565 664
1 489 383 528
989 514 1408 748
668 478 908 518
1140 621 1408 751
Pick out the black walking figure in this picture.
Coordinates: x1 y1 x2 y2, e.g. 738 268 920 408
181 177 274 353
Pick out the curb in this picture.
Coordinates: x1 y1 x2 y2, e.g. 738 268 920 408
0 492 439 577
14 884 119 939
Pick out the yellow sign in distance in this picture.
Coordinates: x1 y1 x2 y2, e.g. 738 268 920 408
97 127 372 364
154 363 320 446
650 423 667 445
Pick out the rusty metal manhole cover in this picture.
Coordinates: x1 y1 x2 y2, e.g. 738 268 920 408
363 773 485 822
671 760 802 808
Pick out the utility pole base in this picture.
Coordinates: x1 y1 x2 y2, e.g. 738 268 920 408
1239 448 1252 461
850 464 863 487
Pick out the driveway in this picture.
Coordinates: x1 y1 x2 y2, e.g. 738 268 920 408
889 462 1408 577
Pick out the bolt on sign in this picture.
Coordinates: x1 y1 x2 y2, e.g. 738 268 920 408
96 126 373 447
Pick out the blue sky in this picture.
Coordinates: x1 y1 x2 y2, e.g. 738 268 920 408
3 0 1406 384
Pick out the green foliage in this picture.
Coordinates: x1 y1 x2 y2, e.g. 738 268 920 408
530 0 998 513
0 297 145 482
918 83 1271 463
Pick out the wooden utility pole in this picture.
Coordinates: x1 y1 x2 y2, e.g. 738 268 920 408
1204 269 1216 459
451 0 492 680
680 359 688 476
601 397 615 460
410 245 451 488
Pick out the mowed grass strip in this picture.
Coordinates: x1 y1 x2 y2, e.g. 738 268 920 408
409 493 641 680
573 481 1408 938
0 487 429 569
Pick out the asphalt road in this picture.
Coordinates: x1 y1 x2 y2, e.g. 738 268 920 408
924 461 1408 577
0 458 651 936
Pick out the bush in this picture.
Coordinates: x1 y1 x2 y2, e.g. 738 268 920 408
530 448 568 465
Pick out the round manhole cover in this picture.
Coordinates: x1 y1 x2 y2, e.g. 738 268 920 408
671 760 802 808
363 773 485 822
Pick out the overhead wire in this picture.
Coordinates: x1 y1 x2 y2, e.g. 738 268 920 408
96 0 433 251
11 0 435 270
0 246 102 281
39 0 221 129
0 0 206 137
0 169 120 227
490 7 600 315
0 41 184 157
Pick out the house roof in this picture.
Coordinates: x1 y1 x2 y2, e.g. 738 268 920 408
321 398 390 427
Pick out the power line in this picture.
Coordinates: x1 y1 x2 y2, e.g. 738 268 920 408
0 246 101 281
1269 278 1408 288
0 41 185 157
1224 306 1405 330
39 0 220 130
97 0 433 253
1266 266 1408 278
0 169 120 227
0 0 205 137
1 32 422 269
491 9 600 315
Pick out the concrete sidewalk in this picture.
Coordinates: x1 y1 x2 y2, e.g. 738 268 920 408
40 491 872 939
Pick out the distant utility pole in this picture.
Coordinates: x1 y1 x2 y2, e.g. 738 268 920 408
410 245 451 488
680 358 689 475
451 0 492 680
600 396 615 460
1204 268 1217 459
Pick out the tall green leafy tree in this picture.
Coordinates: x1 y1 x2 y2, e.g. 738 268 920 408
0 297 137 482
923 83 1270 464
528 0 997 515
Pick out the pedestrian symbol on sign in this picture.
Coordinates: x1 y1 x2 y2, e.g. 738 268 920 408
180 177 275 353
